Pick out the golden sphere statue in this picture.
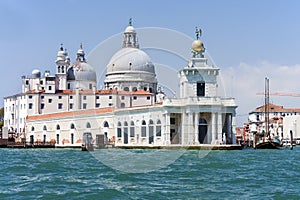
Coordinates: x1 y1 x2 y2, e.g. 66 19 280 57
192 40 204 52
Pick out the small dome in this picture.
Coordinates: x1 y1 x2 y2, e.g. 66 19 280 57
107 47 155 74
32 69 41 78
125 25 136 33
192 40 204 52
32 69 40 75
77 48 85 56
67 61 96 82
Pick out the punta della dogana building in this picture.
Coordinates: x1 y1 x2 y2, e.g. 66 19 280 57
3 21 238 149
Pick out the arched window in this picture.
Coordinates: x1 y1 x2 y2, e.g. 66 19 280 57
121 103 125 108
156 120 161 137
130 121 135 137
149 120 154 144
103 121 109 128
86 122 91 129
117 121 122 137
124 87 129 91
56 124 60 130
43 125 47 131
31 126 35 131
70 123 75 129
141 120 146 137
132 87 137 92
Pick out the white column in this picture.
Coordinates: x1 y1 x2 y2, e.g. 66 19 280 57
165 113 170 145
211 112 216 145
217 113 223 144
194 112 199 144
188 112 193 145
181 112 186 145
232 114 236 144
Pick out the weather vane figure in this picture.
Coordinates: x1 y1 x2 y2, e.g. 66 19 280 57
195 27 202 40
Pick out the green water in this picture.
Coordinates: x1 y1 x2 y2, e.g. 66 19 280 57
0 147 299 199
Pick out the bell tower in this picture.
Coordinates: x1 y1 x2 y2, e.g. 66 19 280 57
55 44 70 91
179 27 219 98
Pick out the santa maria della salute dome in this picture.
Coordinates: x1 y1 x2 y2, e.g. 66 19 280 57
3 20 239 150
105 22 157 93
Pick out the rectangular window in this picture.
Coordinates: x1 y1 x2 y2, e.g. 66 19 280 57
40 80 43 85
130 127 135 137
156 126 161 137
48 99 52 103
109 103 113 106
89 84 92 90
170 118 176 124
70 103 73 109
41 95 44 99
96 96 100 99
58 96 62 99
117 128 122 137
147 96 151 100
25 80 29 85
67 83 71 89
96 103 100 108
141 127 146 137
121 96 125 100
58 103 63 109
83 96 87 100
29 103 33 109
70 96 73 99
41 103 44 109
48 86 52 91
197 82 205 96
83 103 87 109
109 96 112 99
29 95 33 99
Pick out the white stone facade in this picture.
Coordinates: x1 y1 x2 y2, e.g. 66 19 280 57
3 22 237 148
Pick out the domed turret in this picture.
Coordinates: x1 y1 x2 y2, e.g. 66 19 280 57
104 19 157 93
31 69 41 78
67 44 97 90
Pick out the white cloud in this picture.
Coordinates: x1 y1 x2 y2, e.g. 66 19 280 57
221 61 300 126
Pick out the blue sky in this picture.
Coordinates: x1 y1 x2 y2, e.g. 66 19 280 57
1 0 300 125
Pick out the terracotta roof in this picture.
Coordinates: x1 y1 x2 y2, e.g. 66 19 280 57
27 107 114 121
250 103 300 113
26 90 45 94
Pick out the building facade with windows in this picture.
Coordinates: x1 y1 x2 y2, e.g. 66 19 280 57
3 22 237 148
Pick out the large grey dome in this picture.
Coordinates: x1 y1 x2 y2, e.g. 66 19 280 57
67 61 96 82
107 47 155 74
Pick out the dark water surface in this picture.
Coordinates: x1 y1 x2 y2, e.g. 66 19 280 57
0 147 300 199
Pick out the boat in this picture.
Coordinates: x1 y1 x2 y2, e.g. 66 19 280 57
254 78 281 149
255 138 281 149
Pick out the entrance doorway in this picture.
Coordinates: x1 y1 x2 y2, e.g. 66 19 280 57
198 118 208 144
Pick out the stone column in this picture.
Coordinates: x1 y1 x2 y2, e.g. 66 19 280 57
194 112 199 144
165 113 170 145
188 112 193 145
181 112 186 145
217 113 223 144
211 112 216 145
232 114 237 144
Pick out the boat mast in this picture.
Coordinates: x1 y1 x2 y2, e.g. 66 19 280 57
264 77 270 139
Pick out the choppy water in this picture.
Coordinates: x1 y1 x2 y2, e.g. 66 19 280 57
0 147 300 200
